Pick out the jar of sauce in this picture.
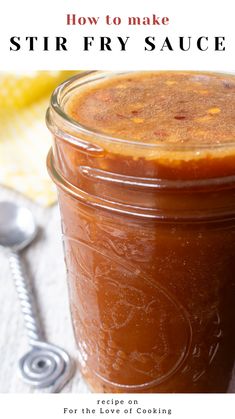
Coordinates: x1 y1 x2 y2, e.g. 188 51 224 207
46 71 235 393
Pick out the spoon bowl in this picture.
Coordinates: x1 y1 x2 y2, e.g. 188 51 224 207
0 201 37 251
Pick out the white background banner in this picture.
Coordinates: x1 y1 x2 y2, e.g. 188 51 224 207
0 393 235 419
0 0 234 70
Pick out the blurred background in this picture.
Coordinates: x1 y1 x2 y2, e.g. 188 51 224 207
0 71 77 206
0 71 90 393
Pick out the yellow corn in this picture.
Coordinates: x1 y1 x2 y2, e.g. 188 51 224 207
0 71 77 111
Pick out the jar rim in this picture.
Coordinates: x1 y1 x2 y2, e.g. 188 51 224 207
48 70 235 153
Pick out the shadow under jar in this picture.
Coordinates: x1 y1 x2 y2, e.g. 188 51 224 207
46 71 235 393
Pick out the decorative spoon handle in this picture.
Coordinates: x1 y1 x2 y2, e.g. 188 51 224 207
8 250 42 345
8 249 74 392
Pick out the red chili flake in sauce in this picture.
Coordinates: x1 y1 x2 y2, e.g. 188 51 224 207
174 115 187 120
153 130 168 138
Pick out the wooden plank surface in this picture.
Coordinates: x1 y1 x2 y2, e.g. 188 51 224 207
0 185 234 393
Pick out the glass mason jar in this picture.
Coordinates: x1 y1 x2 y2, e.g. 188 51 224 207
46 71 235 393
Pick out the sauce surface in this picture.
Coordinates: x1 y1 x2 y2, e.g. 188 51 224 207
66 71 235 145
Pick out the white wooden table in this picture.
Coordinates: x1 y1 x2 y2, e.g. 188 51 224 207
0 185 89 393
0 185 234 393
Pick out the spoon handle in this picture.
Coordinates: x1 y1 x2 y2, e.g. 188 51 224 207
9 250 42 345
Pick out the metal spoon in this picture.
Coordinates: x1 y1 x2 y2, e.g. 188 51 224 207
0 201 74 392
